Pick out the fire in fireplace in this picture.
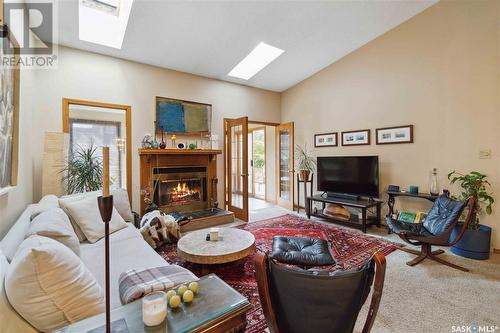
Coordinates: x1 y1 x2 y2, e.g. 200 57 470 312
153 167 207 212
166 180 201 204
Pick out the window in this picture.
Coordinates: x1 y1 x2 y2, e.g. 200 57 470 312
69 119 124 188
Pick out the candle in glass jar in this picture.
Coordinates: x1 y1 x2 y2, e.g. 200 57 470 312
142 291 167 326
102 146 110 197
210 228 219 241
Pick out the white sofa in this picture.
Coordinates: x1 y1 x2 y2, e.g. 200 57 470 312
0 192 174 332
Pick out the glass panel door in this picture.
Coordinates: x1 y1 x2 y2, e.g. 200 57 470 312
224 117 248 221
276 122 294 210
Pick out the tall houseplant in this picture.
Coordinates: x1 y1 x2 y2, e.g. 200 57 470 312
447 171 494 259
62 144 103 194
295 144 316 181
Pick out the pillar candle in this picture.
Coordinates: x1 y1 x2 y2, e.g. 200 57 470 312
102 146 110 197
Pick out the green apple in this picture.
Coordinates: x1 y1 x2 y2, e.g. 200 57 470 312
182 290 194 303
188 281 199 294
165 290 177 302
169 295 181 308
177 285 188 297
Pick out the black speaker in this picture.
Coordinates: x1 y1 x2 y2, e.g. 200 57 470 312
326 192 360 201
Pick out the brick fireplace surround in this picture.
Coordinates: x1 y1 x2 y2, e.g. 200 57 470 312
139 149 222 215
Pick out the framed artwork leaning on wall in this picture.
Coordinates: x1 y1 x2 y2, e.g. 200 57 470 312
0 33 20 195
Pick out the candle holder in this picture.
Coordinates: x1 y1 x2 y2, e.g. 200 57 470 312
87 195 129 333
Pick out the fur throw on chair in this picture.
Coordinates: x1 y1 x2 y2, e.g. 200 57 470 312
140 211 180 249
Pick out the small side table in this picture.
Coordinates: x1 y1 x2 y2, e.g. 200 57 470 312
297 173 314 213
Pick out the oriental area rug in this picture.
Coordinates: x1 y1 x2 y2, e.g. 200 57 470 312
156 214 397 333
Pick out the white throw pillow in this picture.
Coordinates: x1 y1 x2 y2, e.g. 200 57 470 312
59 195 88 242
63 196 128 243
26 208 80 256
0 250 38 333
29 194 60 221
5 236 104 332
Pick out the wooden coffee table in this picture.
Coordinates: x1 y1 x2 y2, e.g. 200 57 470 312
177 228 255 273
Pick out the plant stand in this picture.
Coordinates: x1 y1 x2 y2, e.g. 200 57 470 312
297 173 313 213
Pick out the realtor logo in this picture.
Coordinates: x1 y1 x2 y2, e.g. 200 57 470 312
1 0 58 68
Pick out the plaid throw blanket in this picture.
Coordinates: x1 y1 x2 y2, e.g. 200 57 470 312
118 265 198 305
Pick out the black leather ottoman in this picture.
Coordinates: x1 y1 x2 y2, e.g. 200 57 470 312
271 236 335 266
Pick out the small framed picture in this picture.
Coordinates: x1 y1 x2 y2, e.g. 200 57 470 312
314 132 337 147
341 129 370 146
376 125 413 144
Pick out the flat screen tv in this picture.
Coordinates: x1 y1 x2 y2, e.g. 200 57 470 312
317 156 379 198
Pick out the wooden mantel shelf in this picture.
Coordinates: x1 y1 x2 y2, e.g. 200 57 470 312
138 149 222 155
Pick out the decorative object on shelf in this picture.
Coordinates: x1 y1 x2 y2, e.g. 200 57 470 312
0 38 20 195
97 146 114 333
323 203 350 221
156 96 211 136
314 132 337 147
408 185 419 194
142 291 167 327
387 185 400 192
177 143 185 149
159 126 166 149
141 134 153 149
341 129 370 146
295 144 316 181
448 171 494 260
376 125 413 144
188 143 197 150
170 134 177 148
152 121 160 149
429 168 439 195
61 143 103 194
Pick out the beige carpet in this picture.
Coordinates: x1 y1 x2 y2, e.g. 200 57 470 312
233 205 500 333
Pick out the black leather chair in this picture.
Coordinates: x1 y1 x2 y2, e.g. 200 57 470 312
387 194 476 272
254 251 386 333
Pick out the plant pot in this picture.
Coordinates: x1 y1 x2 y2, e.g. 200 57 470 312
450 224 491 260
298 170 310 181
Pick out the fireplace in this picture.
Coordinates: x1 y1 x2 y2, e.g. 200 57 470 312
153 166 208 212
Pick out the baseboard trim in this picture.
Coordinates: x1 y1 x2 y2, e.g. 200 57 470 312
493 248 500 254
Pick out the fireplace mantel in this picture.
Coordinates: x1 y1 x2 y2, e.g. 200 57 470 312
139 149 222 214
138 149 222 156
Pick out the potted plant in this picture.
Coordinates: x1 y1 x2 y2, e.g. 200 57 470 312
62 143 103 194
295 144 316 181
447 171 494 260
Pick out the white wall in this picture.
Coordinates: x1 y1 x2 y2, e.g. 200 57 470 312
0 68 36 238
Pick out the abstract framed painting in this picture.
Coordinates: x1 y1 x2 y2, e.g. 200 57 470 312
376 125 414 145
0 35 20 195
341 129 370 146
156 96 212 136
314 132 337 147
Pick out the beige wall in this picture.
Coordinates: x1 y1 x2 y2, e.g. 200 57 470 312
0 46 281 236
282 0 500 248
0 68 37 238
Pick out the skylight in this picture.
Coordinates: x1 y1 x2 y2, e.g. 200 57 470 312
79 0 134 49
228 42 284 80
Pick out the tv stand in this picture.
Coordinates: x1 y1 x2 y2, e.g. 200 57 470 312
306 194 382 233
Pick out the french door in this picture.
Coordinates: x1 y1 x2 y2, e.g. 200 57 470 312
276 122 294 210
224 117 249 221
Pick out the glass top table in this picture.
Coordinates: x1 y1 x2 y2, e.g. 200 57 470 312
56 274 252 333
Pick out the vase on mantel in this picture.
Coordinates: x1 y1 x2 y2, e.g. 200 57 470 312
429 168 439 196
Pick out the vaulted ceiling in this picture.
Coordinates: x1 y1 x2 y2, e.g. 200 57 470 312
57 0 437 92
